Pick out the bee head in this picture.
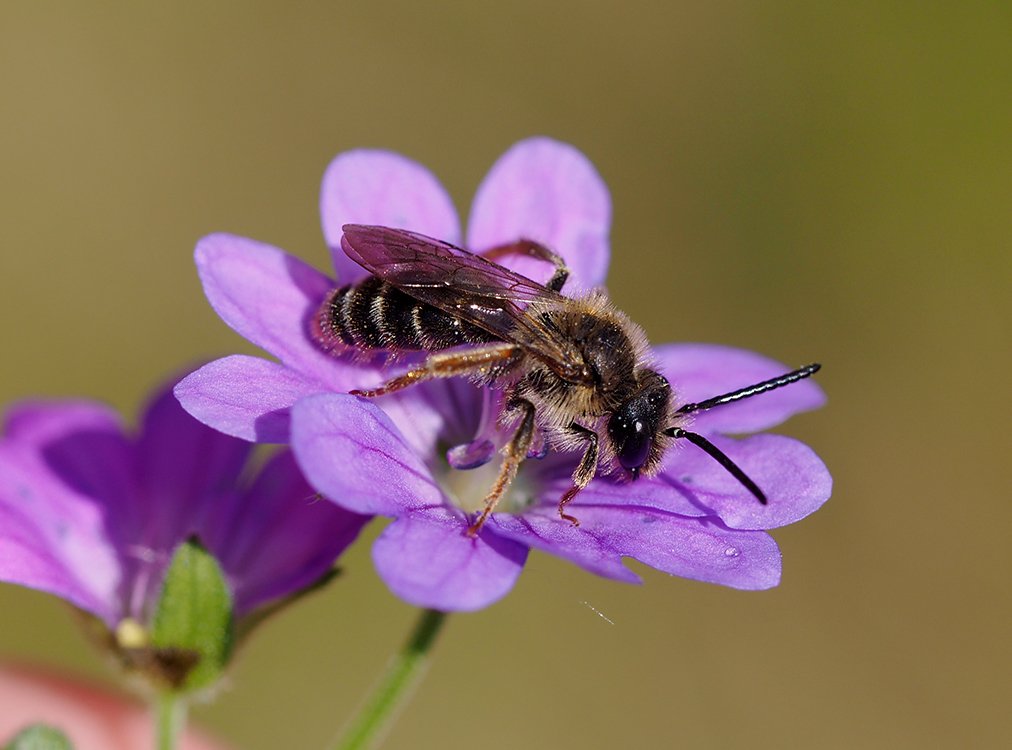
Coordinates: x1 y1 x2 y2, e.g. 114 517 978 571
607 371 671 478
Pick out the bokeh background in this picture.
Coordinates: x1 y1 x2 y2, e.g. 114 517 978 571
2 3 1009 748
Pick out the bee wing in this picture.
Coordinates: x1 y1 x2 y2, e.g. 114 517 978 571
341 224 591 383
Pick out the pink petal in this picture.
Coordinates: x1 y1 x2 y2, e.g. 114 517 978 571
320 150 461 283
174 356 327 442
0 665 231 750
372 509 528 611
467 137 611 291
657 343 827 435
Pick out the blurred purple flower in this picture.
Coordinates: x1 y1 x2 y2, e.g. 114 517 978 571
175 137 831 611
0 379 368 631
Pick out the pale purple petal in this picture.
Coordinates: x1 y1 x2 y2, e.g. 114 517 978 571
199 451 369 616
195 233 357 386
467 137 611 291
175 355 328 442
530 461 708 522
378 377 482 461
4 402 122 448
2 404 135 515
2 404 139 553
496 505 780 590
291 394 444 516
321 150 461 283
658 343 826 435
489 512 642 583
599 509 782 590
372 508 527 611
546 434 832 531
0 446 120 623
654 434 832 530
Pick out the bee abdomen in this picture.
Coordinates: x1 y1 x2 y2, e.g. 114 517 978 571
312 276 497 353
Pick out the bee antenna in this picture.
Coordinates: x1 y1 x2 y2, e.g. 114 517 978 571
676 363 821 415
663 428 767 504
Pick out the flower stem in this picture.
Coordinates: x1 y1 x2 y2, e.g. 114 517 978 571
331 608 448 750
154 691 186 750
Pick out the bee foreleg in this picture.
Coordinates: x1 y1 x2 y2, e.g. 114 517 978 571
466 399 536 537
481 239 569 292
350 344 521 398
557 423 600 527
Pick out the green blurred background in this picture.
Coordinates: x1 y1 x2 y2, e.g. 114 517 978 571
1 3 1009 748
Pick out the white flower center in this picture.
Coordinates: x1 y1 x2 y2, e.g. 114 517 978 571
439 460 537 515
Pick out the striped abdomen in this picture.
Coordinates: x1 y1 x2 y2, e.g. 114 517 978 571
312 276 499 353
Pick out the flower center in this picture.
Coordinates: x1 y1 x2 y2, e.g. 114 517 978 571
439 459 536 515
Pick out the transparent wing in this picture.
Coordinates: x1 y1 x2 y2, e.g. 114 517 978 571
341 224 591 383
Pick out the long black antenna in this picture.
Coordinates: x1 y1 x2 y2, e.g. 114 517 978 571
677 363 821 415
664 428 767 504
666 363 822 505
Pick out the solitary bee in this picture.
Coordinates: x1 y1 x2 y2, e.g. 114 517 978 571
312 225 819 535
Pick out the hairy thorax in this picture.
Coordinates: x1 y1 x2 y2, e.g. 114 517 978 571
505 293 656 445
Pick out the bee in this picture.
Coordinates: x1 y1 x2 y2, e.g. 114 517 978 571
312 224 820 535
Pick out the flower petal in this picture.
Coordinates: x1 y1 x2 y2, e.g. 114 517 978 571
4 401 122 447
320 150 461 283
195 233 360 386
533 465 708 521
496 505 781 590
489 512 642 583
136 381 252 555
657 343 827 435
1 402 137 550
377 377 482 460
601 509 783 590
655 433 832 530
199 450 370 616
0 446 120 623
174 356 327 442
372 509 527 611
467 137 611 291
291 393 444 516
538 433 831 531
0 665 231 750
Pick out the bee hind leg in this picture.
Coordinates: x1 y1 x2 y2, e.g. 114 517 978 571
350 344 521 398
466 399 536 537
481 239 569 292
556 424 600 527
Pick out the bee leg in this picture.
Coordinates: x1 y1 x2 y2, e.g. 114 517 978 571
466 399 536 537
350 344 521 398
557 424 600 527
481 239 570 292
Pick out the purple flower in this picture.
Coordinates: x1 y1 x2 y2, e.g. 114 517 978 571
0 379 368 632
175 137 831 611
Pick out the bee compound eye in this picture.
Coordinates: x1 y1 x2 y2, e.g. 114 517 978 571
618 429 651 470
608 416 651 471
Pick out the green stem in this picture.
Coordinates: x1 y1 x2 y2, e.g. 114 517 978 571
331 609 448 750
154 691 186 750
